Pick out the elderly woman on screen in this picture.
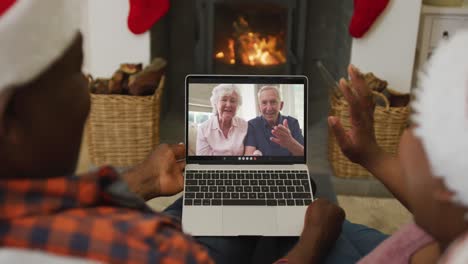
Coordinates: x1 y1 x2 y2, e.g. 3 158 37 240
196 84 248 155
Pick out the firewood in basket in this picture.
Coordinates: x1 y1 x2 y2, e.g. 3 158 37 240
364 73 387 93
92 78 110 94
128 58 166 96
86 74 94 92
145 57 167 73
119 63 143 74
128 69 163 96
347 73 387 93
109 70 125 94
385 88 410 107
121 78 130 95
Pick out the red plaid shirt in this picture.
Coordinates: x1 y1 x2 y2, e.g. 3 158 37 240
0 167 213 264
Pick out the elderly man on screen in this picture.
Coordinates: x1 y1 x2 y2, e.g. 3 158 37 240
244 86 304 156
196 84 248 156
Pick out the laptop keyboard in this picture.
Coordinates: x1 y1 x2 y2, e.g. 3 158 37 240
184 170 313 206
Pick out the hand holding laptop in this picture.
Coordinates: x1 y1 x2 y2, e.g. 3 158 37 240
123 143 186 200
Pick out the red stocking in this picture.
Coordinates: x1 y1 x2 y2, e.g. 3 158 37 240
0 0 16 17
127 0 170 35
349 0 390 38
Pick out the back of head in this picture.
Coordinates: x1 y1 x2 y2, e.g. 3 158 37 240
0 0 81 92
0 0 87 179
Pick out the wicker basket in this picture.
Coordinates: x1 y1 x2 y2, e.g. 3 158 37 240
86 76 165 167
328 90 410 179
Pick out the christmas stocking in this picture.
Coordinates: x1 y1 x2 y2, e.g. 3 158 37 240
0 0 16 17
127 0 170 35
349 0 390 38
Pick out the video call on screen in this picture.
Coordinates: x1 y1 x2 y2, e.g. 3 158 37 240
188 83 305 159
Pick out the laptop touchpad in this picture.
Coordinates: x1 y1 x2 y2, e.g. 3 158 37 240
222 207 277 236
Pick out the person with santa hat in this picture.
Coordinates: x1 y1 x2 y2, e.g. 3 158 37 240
0 0 346 263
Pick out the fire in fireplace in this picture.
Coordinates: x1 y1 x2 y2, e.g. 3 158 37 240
214 16 287 66
195 0 306 75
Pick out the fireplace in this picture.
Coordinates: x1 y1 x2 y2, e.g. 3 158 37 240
151 1 353 126
194 0 306 75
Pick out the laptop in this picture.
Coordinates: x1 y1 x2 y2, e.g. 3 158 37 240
182 75 314 236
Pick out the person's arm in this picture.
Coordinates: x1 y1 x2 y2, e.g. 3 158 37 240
122 144 186 201
287 119 305 156
360 147 408 209
328 64 410 209
277 199 345 263
244 146 257 155
285 139 304 156
244 122 258 155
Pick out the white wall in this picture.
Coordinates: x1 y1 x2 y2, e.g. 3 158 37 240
350 0 422 93
80 0 150 78
237 84 258 121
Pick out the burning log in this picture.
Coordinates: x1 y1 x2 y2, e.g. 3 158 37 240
215 16 286 66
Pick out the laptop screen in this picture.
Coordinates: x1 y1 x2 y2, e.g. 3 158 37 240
186 75 307 164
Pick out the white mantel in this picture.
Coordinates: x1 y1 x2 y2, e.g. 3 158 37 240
350 0 423 93
79 0 151 78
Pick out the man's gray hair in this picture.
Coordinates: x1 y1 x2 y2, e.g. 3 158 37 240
210 83 242 115
257 86 281 101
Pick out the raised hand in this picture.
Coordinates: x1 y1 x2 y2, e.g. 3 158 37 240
328 64 380 166
271 119 294 148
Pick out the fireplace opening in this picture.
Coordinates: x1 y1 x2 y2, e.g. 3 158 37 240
195 0 306 75
213 4 287 68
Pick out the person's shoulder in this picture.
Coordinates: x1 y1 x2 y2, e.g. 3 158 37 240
198 115 215 131
234 116 247 124
248 116 262 125
285 115 299 122
234 116 248 128
285 115 300 126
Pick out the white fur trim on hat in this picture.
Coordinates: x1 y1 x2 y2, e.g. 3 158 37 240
412 30 468 208
439 232 468 264
0 0 81 92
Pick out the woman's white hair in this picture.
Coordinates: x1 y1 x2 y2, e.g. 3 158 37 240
210 83 242 115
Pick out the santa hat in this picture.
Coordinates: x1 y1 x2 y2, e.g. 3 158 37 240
412 30 468 208
439 231 468 263
0 0 81 93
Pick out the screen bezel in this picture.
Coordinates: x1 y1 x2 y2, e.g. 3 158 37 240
185 74 308 165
